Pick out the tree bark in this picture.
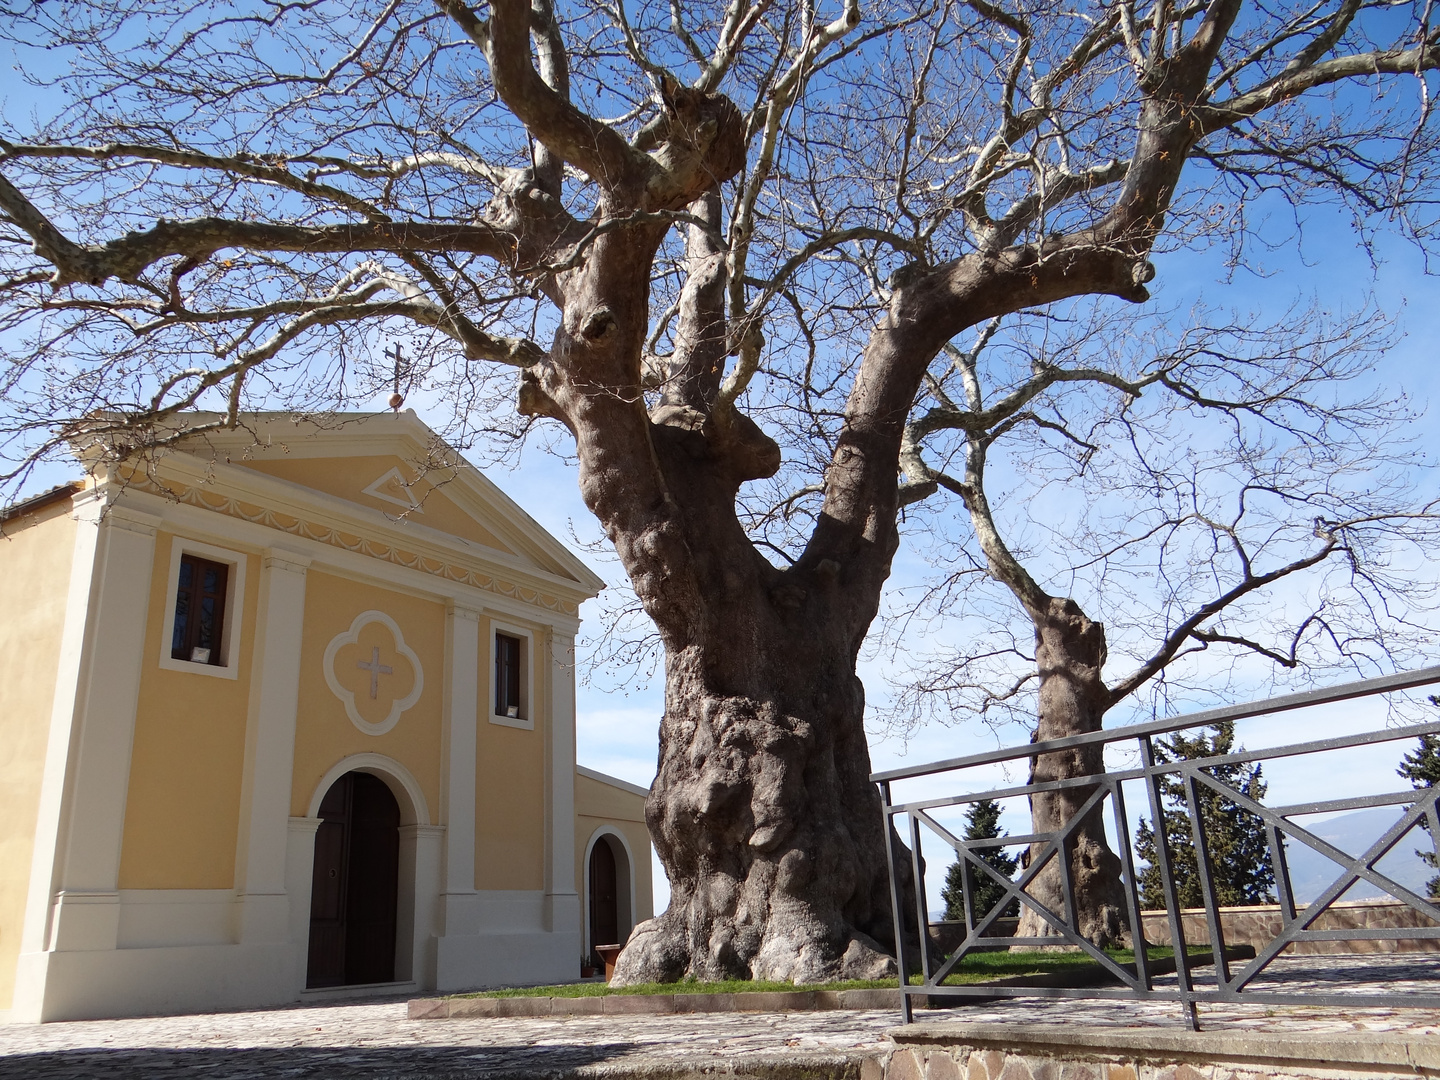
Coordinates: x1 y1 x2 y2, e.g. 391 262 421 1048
580 376 913 983
1016 598 1127 949
613 315 913 980
620 587 909 982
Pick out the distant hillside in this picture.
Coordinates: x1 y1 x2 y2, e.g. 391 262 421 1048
1282 807 1436 904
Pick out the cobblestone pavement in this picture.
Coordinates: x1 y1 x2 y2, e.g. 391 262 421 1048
921 954 1440 1034
0 1001 891 1079
2 956 1437 1079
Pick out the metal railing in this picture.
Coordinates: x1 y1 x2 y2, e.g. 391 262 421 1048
873 665 1440 1029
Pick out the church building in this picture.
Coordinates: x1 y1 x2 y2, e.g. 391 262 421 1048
0 413 652 1023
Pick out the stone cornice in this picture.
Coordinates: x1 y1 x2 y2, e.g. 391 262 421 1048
127 472 585 617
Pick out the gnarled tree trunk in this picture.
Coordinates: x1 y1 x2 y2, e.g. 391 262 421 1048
1016 598 1127 949
591 203 912 983
907 416 1129 949
520 164 919 980
623 401 909 979
621 601 905 982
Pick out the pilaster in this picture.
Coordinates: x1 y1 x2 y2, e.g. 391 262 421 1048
18 493 104 962
234 548 311 944
41 501 160 954
543 628 579 934
439 603 480 937
399 823 445 990
283 816 322 994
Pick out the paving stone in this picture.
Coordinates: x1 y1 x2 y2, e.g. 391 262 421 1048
735 993 820 1013
0 1003 888 1080
838 991 902 1011
408 997 450 1020
673 994 735 1014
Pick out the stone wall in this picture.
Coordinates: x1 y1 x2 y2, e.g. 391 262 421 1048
878 1044 1411 1080
882 1024 1440 1080
1138 899 1440 955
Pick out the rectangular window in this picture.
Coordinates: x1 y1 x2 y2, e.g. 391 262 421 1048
171 553 229 665
495 632 522 718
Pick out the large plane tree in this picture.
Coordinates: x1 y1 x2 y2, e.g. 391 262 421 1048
0 0 1436 982
891 303 1438 946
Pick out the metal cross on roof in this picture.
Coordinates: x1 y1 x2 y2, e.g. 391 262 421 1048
386 342 407 410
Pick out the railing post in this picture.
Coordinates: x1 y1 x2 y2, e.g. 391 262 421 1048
1110 779 1151 990
960 837 976 941
908 813 933 985
1140 735 1199 1031
880 780 913 1024
1184 769 1233 990
1268 821 1297 924
1427 795 1440 881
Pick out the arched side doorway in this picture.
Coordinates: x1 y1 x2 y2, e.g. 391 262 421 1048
585 830 635 966
307 771 400 988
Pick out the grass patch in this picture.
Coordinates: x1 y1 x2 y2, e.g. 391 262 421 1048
457 946 1205 998
935 946 1169 984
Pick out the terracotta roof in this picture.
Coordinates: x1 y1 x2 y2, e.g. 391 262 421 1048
0 480 84 522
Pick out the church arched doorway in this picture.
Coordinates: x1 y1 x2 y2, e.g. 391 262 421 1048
586 831 634 966
306 771 400 988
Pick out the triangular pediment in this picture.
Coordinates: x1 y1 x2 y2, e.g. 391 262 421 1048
160 412 602 594
239 452 526 557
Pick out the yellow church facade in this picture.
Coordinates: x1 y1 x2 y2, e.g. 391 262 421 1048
0 413 652 1023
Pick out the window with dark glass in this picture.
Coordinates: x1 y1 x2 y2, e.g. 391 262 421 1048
171 554 229 665
495 633 522 717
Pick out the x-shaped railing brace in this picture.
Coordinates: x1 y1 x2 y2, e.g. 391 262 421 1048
1178 766 1440 992
910 778 1145 991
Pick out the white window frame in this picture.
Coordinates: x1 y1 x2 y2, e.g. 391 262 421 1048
488 620 535 730
157 535 248 680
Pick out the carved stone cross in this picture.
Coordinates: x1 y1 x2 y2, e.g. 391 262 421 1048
356 645 394 699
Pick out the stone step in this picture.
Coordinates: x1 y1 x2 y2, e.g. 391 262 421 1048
410 988 901 1018
883 1023 1440 1080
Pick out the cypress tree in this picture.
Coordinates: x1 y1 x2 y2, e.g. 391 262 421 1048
1134 722 1275 910
1396 698 1440 901
941 798 1020 923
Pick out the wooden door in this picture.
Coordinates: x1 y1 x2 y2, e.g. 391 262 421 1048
306 772 400 988
345 773 400 984
589 837 619 961
307 777 351 988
